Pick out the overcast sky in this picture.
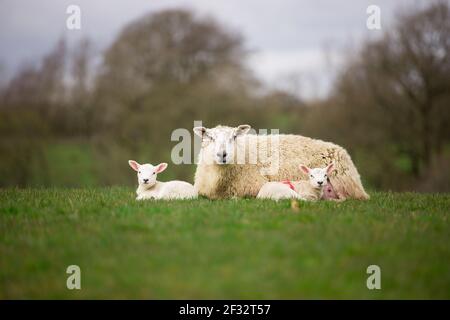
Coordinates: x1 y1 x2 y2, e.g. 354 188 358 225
0 0 434 98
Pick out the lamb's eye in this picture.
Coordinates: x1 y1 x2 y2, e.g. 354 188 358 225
153 172 155 175
310 175 313 178
138 171 141 174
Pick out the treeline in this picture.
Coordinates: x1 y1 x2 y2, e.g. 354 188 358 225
1 3 449 191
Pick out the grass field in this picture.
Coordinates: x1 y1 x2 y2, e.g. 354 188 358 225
0 188 449 299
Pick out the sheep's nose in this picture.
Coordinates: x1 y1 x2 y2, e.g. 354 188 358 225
318 181 323 185
217 151 227 159
143 179 149 183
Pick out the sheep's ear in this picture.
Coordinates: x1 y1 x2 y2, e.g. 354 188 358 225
326 162 335 174
155 163 168 174
128 160 140 172
193 126 208 138
235 124 251 136
300 165 310 174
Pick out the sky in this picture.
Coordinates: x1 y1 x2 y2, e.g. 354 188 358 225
0 0 432 99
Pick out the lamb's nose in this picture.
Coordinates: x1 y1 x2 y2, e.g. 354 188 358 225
143 179 149 183
318 181 323 185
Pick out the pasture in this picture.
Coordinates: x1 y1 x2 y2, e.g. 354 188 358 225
0 188 449 299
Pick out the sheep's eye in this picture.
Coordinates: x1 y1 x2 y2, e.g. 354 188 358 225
324 174 328 177
310 175 313 178
138 171 141 174
203 134 214 142
153 172 156 175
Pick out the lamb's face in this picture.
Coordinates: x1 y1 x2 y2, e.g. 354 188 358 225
128 160 168 187
193 125 251 165
136 164 158 186
300 163 335 189
308 168 329 189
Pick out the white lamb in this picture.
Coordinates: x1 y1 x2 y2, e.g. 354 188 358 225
193 124 369 200
128 160 197 200
257 163 335 201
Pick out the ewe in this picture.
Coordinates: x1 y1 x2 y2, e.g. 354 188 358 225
128 160 197 200
193 124 368 200
257 163 335 201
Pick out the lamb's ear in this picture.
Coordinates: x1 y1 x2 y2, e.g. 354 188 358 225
155 163 168 174
300 165 310 174
235 124 251 136
128 160 140 172
326 162 335 174
193 126 208 138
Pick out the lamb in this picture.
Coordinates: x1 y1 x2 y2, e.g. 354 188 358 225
256 181 300 201
128 160 197 200
257 163 335 201
193 124 369 200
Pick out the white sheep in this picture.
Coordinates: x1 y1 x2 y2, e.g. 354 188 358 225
128 160 197 200
257 163 335 201
193 125 369 200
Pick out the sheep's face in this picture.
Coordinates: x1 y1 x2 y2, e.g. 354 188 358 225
193 125 251 165
128 160 168 187
300 163 335 189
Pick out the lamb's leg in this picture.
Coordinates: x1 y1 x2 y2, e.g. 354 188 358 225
275 188 300 200
136 192 155 200
295 194 307 201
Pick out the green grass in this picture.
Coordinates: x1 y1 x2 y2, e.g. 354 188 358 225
0 188 449 299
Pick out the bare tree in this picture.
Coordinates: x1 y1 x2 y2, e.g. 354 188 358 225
329 1 450 178
97 9 245 96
